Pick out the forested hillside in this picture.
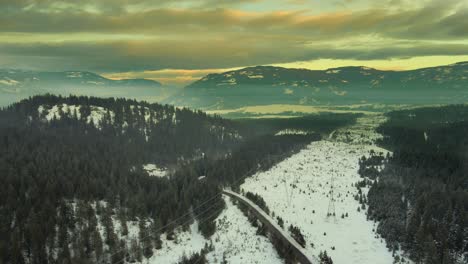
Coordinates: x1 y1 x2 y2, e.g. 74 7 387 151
359 105 468 264
0 94 244 263
0 95 332 264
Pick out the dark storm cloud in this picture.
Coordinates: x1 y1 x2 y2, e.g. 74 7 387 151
0 0 466 40
1 40 467 72
0 0 467 73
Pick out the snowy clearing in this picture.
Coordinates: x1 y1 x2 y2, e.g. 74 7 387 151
140 196 282 264
240 141 406 264
143 164 168 178
206 197 283 264
148 220 207 263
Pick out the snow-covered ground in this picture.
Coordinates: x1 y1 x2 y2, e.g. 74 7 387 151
136 112 401 264
143 164 168 178
330 113 387 144
147 220 207 263
240 141 404 264
139 196 282 264
206 197 282 264
38 104 114 128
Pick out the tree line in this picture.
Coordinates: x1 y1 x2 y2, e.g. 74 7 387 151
359 105 468 264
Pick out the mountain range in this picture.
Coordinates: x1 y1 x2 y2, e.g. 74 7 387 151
0 69 172 107
167 61 468 110
2 62 468 110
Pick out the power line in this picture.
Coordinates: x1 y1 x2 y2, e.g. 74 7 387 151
107 152 290 264
107 197 224 264
113 199 226 264
326 173 336 220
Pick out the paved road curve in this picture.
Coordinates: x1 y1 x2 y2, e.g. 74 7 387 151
222 189 315 264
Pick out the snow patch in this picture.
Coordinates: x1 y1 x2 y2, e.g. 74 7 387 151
217 78 237 86
209 125 242 141
66 72 83 78
247 75 264 79
38 104 114 129
87 106 114 127
39 104 81 121
143 164 168 178
275 129 310 136
86 81 105 85
284 88 294 95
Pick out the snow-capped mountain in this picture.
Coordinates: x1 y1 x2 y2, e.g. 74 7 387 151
168 62 468 110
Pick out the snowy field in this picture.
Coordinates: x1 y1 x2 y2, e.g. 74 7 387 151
240 141 403 264
145 141 403 264
135 113 404 263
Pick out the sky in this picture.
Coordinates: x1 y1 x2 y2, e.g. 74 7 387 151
1 0 467 85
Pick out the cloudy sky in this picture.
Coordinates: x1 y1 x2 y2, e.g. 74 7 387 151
1 0 467 85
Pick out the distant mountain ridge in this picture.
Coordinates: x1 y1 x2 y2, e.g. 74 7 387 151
0 69 170 107
0 69 162 88
168 61 468 110
188 61 468 89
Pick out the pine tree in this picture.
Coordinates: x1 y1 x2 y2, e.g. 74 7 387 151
92 230 103 263
130 239 142 262
118 210 129 237
102 206 117 248
139 218 153 258
10 228 25 264
319 250 333 264
150 217 163 249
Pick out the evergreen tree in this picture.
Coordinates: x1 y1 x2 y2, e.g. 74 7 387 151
139 218 153 258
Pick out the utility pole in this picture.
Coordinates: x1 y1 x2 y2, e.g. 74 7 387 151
326 174 336 220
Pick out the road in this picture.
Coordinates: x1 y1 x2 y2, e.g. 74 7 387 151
222 189 316 264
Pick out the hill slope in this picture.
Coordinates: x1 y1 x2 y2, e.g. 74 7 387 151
0 94 326 264
0 94 243 263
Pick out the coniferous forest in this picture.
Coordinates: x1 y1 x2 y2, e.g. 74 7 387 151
359 105 468 264
0 95 336 264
